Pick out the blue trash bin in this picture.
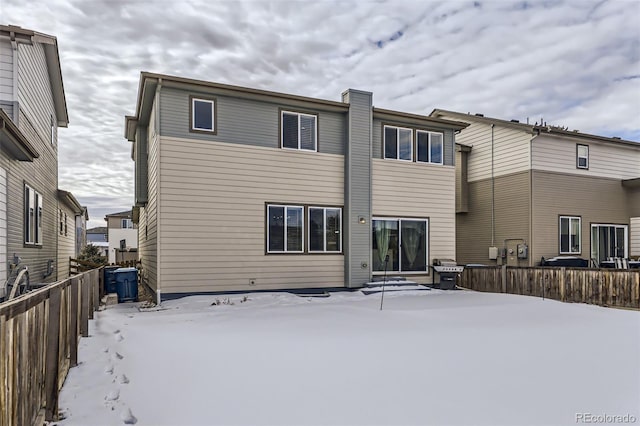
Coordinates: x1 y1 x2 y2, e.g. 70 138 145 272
114 267 138 302
104 266 120 294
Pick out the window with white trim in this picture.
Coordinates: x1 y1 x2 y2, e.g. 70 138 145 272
51 115 55 145
59 209 64 235
309 207 342 252
384 125 413 161
576 144 589 169
191 97 215 132
267 204 304 253
121 218 133 229
372 218 428 273
281 111 317 151
25 184 43 245
559 216 581 254
590 224 628 263
416 130 444 164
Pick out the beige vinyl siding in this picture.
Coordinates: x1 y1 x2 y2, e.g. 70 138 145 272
372 159 455 281
138 98 159 292
456 171 530 266
17 41 57 148
439 119 531 182
531 170 630 262
531 135 640 180
0 167 6 286
56 205 75 280
0 40 58 285
0 39 12 100
157 136 344 293
631 217 640 257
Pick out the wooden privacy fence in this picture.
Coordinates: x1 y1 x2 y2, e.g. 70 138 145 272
458 266 640 309
0 268 102 426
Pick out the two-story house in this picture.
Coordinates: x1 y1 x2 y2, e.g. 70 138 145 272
430 109 640 267
0 25 68 293
57 190 87 279
105 209 138 264
125 72 468 301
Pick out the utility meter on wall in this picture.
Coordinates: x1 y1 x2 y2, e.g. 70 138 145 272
517 244 528 259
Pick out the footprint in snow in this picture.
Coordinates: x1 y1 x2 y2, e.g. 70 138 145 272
112 352 124 360
115 334 124 342
113 329 121 334
119 374 130 384
103 347 110 353
105 389 120 401
104 365 114 375
120 407 137 424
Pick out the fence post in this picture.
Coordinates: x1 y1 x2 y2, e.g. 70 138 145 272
93 270 100 313
44 287 62 421
501 265 507 293
80 277 89 338
69 278 79 367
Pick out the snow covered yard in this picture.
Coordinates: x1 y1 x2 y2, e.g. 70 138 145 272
57 289 640 426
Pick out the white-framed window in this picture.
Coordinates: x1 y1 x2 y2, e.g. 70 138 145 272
559 216 581 254
281 111 317 151
64 213 68 236
267 204 304 253
191 97 216 132
576 144 589 169
591 224 628 263
50 115 55 145
384 125 413 161
25 184 43 245
309 207 342 253
121 218 133 229
416 130 444 164
372 217 428 273
59 209 64 235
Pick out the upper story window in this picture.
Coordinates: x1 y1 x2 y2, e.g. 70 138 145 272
576 144 589 169
559 216 581 254
281 111 317 151
50 115 55 145
416 130 444 165
121 218 134 229
384 126 413 161
25 184 43 246
190 97 216 133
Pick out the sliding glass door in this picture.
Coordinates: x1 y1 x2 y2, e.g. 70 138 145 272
590 224 628 263
372 218 428 273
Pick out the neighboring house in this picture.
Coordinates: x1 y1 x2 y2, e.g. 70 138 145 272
125 72 467 301
430 109 640 266
0 25 68 293
86 226 108 257
57 190 87 279
105 209 138 264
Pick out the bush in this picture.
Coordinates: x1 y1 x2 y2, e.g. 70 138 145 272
78 244 107 265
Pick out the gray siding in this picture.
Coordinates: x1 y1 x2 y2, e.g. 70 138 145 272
342 89 372 287
0 38 12 100
531 170 630 263
56 203 76 280
159 87 346 155
371 118 455 165
456 171 531 266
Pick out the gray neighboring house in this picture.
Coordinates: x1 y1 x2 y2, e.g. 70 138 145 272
125 72 468 301
0 25 68 294
86 226 108 257
430 109 640 266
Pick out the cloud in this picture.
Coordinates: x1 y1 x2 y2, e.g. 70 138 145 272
3 0 639 218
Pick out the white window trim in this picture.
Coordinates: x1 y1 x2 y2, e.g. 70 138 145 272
590 223 628 260
416 130 444 165
25 184 43 246
559 216 581 254
50 115 55 145
371 216 429 275
191 98 215 132
266 204 305 253
308 207 342 253
383 125 414 162
577 144 589 169
281 111 318 152
121 218 133 229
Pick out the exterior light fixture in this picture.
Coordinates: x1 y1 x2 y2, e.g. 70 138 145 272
358 216 366 224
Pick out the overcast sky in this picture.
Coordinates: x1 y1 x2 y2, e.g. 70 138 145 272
4 0 640 228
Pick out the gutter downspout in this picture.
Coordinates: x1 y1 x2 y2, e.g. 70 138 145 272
156 78 162 305
491 124 495 247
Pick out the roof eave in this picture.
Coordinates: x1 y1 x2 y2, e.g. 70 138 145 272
0 109 39 161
